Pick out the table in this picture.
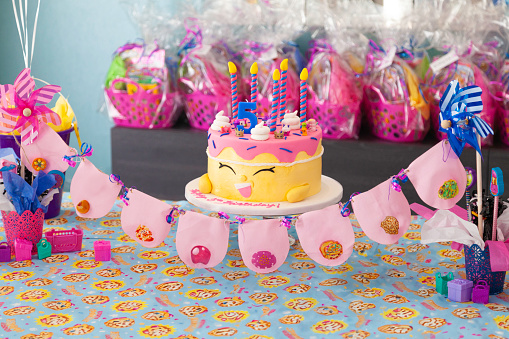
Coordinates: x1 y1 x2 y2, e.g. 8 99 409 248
0 194 508 338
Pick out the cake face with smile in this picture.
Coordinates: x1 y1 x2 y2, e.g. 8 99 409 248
200 125 323 203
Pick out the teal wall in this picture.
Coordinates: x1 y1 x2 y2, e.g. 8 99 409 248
0 0 139 187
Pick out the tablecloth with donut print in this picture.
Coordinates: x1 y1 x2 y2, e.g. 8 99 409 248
0 194 508 339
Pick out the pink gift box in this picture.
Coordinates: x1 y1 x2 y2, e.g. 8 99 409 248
14 238 32 261
94 240 111 261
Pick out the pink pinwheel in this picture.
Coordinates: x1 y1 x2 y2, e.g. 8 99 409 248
0 68 61 145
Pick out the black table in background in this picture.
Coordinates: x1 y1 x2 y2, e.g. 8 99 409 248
112 123 509 207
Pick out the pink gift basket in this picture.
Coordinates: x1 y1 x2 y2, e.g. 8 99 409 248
1 208 44 255
424 59 495 146
306 41 363 139
104 42 180 129
491 61 509 145
177 22 236 130
363 41 430 142
106 79 179 129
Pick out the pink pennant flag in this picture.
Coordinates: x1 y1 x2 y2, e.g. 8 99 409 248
121 189 173 248
21 123 73 174
238 218 289 274
176 211 229 268
407 141 466 210
295 204 354 266
352 178 411 244
70 159 122 218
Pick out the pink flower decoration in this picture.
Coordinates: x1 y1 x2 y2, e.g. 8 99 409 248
252 250 277 269
0 68 61 145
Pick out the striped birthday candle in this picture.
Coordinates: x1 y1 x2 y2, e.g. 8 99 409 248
228 62 239 120
278 59 288 124
299 68 308 125
269 69 280 132
250 62 258 116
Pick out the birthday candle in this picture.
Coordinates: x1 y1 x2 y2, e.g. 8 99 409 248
269 69 280 133
228 62 238 120
300 68 308 125
250 62 258 117
278 59 288 124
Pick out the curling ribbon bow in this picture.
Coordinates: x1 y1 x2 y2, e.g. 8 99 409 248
177 18 202 63
218 211 230 220
340 192 360 217
62 142 93 167
235 216 245 224
439 80 494 157
391 169 409 192
280 216 295 230
109 174 132 206
166 206 185 224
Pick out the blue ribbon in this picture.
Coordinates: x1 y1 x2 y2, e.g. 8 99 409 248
439 80 494 157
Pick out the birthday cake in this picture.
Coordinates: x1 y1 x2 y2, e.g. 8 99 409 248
198 111 323 203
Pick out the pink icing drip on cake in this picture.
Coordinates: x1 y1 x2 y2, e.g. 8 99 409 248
207 126 322 163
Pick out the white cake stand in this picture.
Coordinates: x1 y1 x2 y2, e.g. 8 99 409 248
185 175 343 216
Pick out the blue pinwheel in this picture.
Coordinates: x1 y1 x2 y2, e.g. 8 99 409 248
439 80 494 157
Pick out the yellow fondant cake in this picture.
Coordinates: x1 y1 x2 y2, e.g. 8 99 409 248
199 112 323 203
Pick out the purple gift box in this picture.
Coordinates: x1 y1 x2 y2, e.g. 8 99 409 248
447 279 473 302
0 242 11 262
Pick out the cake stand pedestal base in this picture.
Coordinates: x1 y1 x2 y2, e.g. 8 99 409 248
185 175 343 216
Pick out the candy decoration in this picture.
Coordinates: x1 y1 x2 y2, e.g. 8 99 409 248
299 68 308 126
250 62 258 117
490 167 504 241
191 245 211 265
228 62 238 120
269 69 280 132
279 59 288 124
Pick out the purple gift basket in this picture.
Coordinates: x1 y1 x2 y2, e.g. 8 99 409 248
464 244 506 295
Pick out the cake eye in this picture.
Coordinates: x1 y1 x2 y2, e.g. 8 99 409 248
253 167 275 176
219 163 236 174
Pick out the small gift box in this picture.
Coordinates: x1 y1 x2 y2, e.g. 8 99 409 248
447 279 473 302
14 238 32 261
94 241 111 262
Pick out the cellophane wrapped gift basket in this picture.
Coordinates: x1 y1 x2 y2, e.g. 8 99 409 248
104 42 180 129
175 2 241 131
106 2 185 129
230 0 305 123
363 40 430 142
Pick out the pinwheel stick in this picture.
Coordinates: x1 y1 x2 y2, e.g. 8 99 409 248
476 134 483 239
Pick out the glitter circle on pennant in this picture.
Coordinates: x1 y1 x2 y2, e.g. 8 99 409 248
191 246 211 265
32 158 47 171
381 216 399 235
48 170 65 189
252 251 277 269
76 200 90 214
319 240 343 260
438 180 459 200
135 225 154 242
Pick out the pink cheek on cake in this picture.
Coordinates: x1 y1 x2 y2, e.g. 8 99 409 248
235 183 252 198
